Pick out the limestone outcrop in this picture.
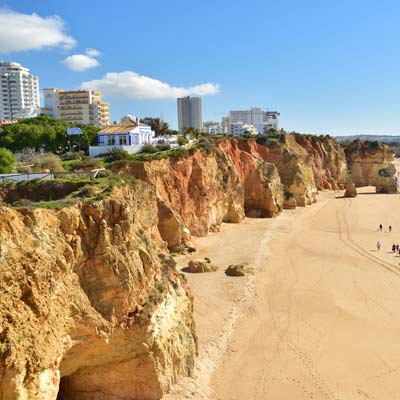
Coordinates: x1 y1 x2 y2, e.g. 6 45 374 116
225 263 255 277
187 259 218 273
114 142 284 235
0 182 197 400
344 182 357 198
344 140 398 193
112 135 349 235
252 134 347 206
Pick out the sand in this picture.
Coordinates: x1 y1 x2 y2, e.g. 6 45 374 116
166 187 400 400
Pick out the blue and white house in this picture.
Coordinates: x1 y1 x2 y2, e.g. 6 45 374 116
89 118 155 157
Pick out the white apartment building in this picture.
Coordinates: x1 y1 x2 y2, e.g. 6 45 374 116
0 60 40 120
42 88 110 128
229 122 258 136
227 107 280 135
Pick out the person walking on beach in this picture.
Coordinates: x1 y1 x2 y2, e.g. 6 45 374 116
389 225 392 233
379 224 383 231
377 241 381 251
392 244 396 252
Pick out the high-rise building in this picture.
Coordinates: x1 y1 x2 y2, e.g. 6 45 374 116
177 96 202 131
42 88 110 128
0 60 40 121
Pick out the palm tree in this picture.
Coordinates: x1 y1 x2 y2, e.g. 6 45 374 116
142 118 170 136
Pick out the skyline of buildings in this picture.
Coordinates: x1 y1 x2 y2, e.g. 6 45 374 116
0 60 40 121
177 96 203 132
0 59 281 136
42 88 110 128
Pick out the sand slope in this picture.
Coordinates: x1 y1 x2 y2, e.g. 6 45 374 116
167 187 400 399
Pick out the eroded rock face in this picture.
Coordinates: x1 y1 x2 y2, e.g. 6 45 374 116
216 139 283 217
0 183 197 400
115 145 284 235
345 140 398 193
252 134 347 206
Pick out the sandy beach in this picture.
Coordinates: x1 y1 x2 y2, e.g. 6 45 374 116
167 187 400 400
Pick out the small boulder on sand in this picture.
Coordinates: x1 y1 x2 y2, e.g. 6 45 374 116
225 263 255 277
209 224 221 233
188 258 218 273
344 182 357 198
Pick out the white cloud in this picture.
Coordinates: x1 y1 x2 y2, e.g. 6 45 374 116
0 8 76 52
85 48 101 57
81 71 220 99
62 54 100 71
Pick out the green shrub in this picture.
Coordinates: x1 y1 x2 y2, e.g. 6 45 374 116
141 144 157 153
106 149 129 162
156 143 171 151
72 157 100 170
177 136 188 146
62 151 85 161
32 153 64 172
0 147 16 173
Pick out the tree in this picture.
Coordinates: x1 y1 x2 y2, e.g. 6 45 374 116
0 115 100 153
141 118 170 136
0 147 16 173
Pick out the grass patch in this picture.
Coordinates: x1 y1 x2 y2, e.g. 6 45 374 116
2 174 137 210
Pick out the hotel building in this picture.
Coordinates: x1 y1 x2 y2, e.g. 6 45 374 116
42 88 110 128
0 60 40 120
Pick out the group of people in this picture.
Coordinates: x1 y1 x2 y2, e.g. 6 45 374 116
392 244 400 254
376 224 393 251
379 224 392 232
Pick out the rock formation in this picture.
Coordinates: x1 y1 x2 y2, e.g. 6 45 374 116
225 263 255 277
252 134 348 206
187 259 218 273
344 182 357 198
0 182 197 400
344 140 398 193
114 142 284 235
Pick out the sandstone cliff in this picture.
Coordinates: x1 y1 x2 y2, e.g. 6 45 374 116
113 135 349 237
345 140 398 193
252 134 348 206
115 142 283 236
0 181 197 400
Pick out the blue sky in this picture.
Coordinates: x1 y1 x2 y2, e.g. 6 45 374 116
1 0 400 134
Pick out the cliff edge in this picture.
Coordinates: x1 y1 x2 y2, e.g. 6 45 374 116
0 181 197 400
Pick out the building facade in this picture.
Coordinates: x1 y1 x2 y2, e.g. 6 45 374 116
0 60 40 121
89 118 154 157
177 96 202 131
226 107 280 135
229 122 258 136
42 88 110 128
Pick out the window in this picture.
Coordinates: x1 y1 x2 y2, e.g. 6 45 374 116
119 135 127 145
107 135 115 145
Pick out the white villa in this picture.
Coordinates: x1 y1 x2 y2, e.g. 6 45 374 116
89 118 154 157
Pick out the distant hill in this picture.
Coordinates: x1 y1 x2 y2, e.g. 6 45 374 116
334 135 400 144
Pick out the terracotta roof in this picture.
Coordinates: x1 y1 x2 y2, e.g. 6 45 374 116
99 118 144 133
